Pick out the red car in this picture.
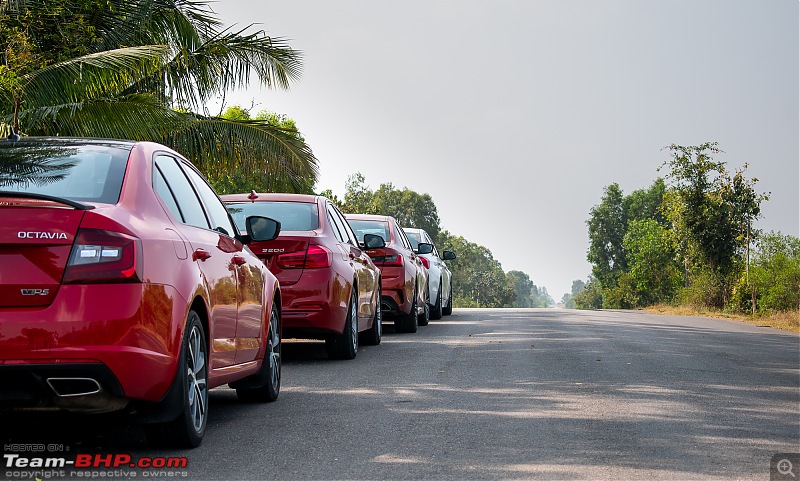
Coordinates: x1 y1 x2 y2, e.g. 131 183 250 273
345 214 430 333
0 138 282 448
222 193 383 360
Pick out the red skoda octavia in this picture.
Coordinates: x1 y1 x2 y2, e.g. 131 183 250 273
222 193 383 360
0 138 282 447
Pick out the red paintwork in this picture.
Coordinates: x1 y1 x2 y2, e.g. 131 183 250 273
221 193 381 339
0 139 279 409
344 214 427 317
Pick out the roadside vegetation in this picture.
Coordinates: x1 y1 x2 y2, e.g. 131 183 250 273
0 0 317 190
562 143 799 331
326 173 554 309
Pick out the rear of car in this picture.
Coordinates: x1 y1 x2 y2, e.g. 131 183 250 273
345 214 427 332
0 138 281 447
403 227 455 319
223 194 382 358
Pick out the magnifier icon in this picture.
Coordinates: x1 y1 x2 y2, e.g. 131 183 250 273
778 459 795 478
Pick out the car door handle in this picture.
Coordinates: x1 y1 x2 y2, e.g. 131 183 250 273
232 255 247 266
193 248 212 261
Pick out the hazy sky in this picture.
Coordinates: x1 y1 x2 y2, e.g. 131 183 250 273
215 0 799 299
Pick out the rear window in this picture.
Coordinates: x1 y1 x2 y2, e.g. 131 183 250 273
226 201 319 232
348 220 390 243
404 230 421 249
0 143 130 204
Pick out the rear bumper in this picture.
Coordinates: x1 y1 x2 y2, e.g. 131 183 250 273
381 269 412 316
280 268 348 338
0 283 186 409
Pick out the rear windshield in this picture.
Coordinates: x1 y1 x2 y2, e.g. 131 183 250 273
348 220 390 243
0 143 130 204
226 201 319 232
404 230 421 249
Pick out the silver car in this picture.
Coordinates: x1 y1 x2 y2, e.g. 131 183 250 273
402 228 456 319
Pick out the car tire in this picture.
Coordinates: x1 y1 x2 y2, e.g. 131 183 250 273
395 282 419 333
235 301 281 402
360 285 382 346
144 310 208 448
442 285 453 316
326 288 359 360
430 279 443 320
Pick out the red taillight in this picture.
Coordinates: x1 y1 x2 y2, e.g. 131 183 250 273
63 229 141 284
383 254 403 267
418 256 430 269
277 245 332 269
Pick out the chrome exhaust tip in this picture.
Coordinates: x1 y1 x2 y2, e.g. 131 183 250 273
46 378 102 397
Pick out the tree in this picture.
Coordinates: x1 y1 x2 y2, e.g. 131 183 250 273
561 279 586 309
660 143 768 307
341 172 442 242
587 183 627 288
0 0 317 191
732 232 800 313
623 218 681 306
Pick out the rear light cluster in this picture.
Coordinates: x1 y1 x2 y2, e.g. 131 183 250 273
372 254 403 267
63 229 142 283
277 245 332 269
418 256 430 269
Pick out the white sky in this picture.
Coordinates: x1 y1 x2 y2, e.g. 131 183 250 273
214 0 799 299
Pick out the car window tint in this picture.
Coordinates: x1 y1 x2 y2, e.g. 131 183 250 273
327 209 345 242
226 201 319 232
404 230 421 250
331 205 358 245
153 166 183 222
347 220 390 243
154 155 209 229
328 204 358 245
396 222 412 250
180 163 237 237
0 143 130 204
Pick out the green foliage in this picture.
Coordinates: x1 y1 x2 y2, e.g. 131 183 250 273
560 279 586 309
573 278 603 309
623 218 682 306
341 172 441 243
438 231 515 308
660 143 768 306
587 183 627 287
0 0 318 191
507 270 552 308
731 232 800 313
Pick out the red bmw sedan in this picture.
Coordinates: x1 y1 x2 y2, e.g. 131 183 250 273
345 214 430 333
0 138 282 447
222 193 383 360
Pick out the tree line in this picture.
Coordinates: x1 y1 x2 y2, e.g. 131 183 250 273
325 173 553 309
562 143 799 316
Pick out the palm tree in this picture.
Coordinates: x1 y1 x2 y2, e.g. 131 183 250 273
0 0 317 192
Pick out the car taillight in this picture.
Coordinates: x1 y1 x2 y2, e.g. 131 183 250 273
418 256 430 269
277 245 332 269
383 254 403 267
63 229 142 284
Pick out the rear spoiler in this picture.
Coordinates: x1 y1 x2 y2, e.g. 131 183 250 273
0 191 95 210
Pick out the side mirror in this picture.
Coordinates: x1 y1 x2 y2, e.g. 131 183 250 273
363 233 386 249
417 243 433 255
442 250 456 260
246 216 281 242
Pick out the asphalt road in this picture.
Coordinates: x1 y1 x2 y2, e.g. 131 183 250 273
3 309 799 480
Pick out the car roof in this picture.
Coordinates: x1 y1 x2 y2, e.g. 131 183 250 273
0 136 136 150
220 192 320 203
344 213 393 222
403 227 425 235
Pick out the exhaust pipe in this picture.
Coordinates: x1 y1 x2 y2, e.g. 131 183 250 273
46 378 102 397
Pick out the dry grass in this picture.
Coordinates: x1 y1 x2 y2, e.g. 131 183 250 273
645 304 800 332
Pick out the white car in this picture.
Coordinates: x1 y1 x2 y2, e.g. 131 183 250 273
402 228 456 319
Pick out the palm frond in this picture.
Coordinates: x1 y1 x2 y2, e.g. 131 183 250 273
164 117 318 192
18 46 171 109
13 94 192 139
